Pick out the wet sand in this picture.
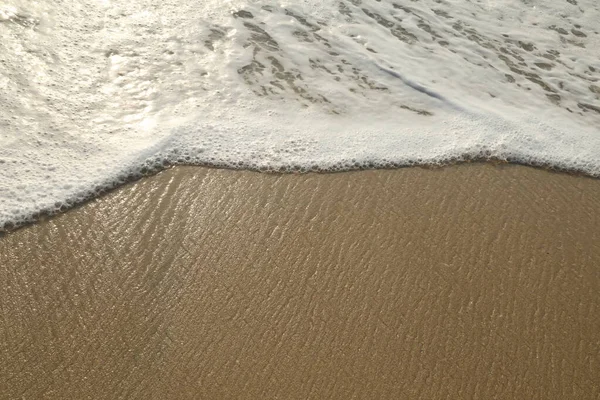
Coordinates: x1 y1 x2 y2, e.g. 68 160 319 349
1 164 600 399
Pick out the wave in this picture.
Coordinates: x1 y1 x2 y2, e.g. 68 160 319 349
1 0 599 230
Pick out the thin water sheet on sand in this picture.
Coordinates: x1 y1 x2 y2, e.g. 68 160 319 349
1 164 599 399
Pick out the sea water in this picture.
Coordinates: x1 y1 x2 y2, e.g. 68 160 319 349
1 0 599 229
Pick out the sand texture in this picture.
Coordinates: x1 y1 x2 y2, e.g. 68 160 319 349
1 164 600 399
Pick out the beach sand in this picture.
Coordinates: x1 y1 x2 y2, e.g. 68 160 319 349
1 164 599 399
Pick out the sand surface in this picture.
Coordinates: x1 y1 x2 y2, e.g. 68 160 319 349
1 164 600 399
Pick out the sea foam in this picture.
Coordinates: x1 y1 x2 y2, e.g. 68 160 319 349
1 0 599 229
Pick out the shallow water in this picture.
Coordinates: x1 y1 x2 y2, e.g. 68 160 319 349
1 0 599 228
2 165 600 398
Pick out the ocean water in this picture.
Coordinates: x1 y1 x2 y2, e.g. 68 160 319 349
1 0 599 229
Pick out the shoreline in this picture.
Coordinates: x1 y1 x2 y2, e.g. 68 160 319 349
2 159 600 234
1 163 600 398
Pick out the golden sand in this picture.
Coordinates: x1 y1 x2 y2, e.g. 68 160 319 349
1 164 599 399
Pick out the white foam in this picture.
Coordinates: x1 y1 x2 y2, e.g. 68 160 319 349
1 0 599 229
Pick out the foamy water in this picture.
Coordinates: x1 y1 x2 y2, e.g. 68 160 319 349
1 0 599 229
